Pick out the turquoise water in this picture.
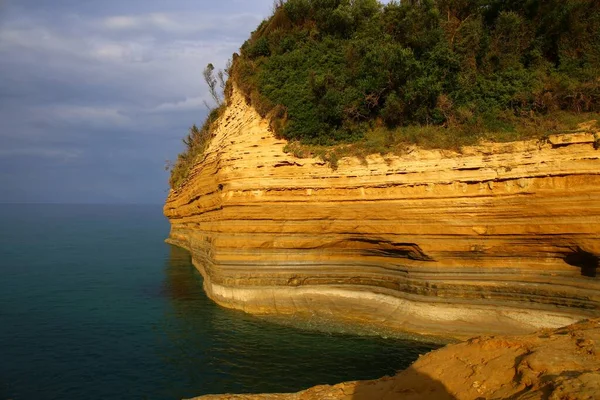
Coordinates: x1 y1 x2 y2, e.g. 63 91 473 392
0 204 439 400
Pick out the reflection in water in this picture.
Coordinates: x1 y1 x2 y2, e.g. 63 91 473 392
0 201 441 400
162 245 202 301
159 245 441 397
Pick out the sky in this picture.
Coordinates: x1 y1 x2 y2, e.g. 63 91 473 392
0 0 277 204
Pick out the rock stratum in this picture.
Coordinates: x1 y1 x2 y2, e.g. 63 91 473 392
190 319 600 400
164 87 600 339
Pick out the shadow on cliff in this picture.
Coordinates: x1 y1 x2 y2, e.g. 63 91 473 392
564 247 599 277
350 367 456 400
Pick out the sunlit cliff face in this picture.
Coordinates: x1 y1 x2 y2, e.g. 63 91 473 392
164 86 600 339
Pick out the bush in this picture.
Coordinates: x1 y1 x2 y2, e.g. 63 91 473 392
229 0 600 145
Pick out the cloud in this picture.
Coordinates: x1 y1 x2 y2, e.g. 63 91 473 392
102 13 181 31
90 42 148 62
0 147 82 160
152 96 210 112
99 11 263 37
32 104 132 129
0 26 76 55
0 23 151 64
0 0 275 203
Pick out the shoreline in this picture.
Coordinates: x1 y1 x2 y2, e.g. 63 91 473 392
188 318 600 400
167 238 583 341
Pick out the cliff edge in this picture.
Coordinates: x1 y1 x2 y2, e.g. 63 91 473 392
164 86 600 339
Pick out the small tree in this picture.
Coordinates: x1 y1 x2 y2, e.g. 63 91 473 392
203 63 222 105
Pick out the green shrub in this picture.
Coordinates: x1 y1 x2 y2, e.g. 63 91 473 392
229 0 599 146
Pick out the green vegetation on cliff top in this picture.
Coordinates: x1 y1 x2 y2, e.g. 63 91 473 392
170 0 600 188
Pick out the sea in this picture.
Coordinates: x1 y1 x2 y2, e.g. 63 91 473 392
0 204 439 400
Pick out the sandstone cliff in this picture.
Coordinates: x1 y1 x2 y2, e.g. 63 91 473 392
190 319 600 400
164 87 600 339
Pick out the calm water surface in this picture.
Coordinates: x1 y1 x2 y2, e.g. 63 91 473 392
0 204 439 400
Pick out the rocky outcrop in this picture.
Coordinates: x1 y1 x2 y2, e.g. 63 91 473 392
190 319 600 400
164 86 600 339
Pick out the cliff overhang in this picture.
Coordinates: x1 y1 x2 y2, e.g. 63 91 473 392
164 86 600 339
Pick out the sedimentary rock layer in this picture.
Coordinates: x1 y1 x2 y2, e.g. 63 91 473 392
190 318 600 400
164 87 600 338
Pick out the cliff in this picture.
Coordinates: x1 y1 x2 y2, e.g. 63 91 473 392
190 318 600 400
164 86 600 339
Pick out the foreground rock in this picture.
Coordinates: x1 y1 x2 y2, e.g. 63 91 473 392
191 319 600 400
164 86 600 338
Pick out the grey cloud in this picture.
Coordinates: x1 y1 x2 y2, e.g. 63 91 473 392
0 0 275 204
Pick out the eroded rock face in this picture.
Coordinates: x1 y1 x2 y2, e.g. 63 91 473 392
190 319 600 400
164 87 600 338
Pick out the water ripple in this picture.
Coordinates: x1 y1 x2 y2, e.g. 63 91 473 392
0 205 440 400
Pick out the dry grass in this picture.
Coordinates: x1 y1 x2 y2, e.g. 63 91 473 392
283 113 600 168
